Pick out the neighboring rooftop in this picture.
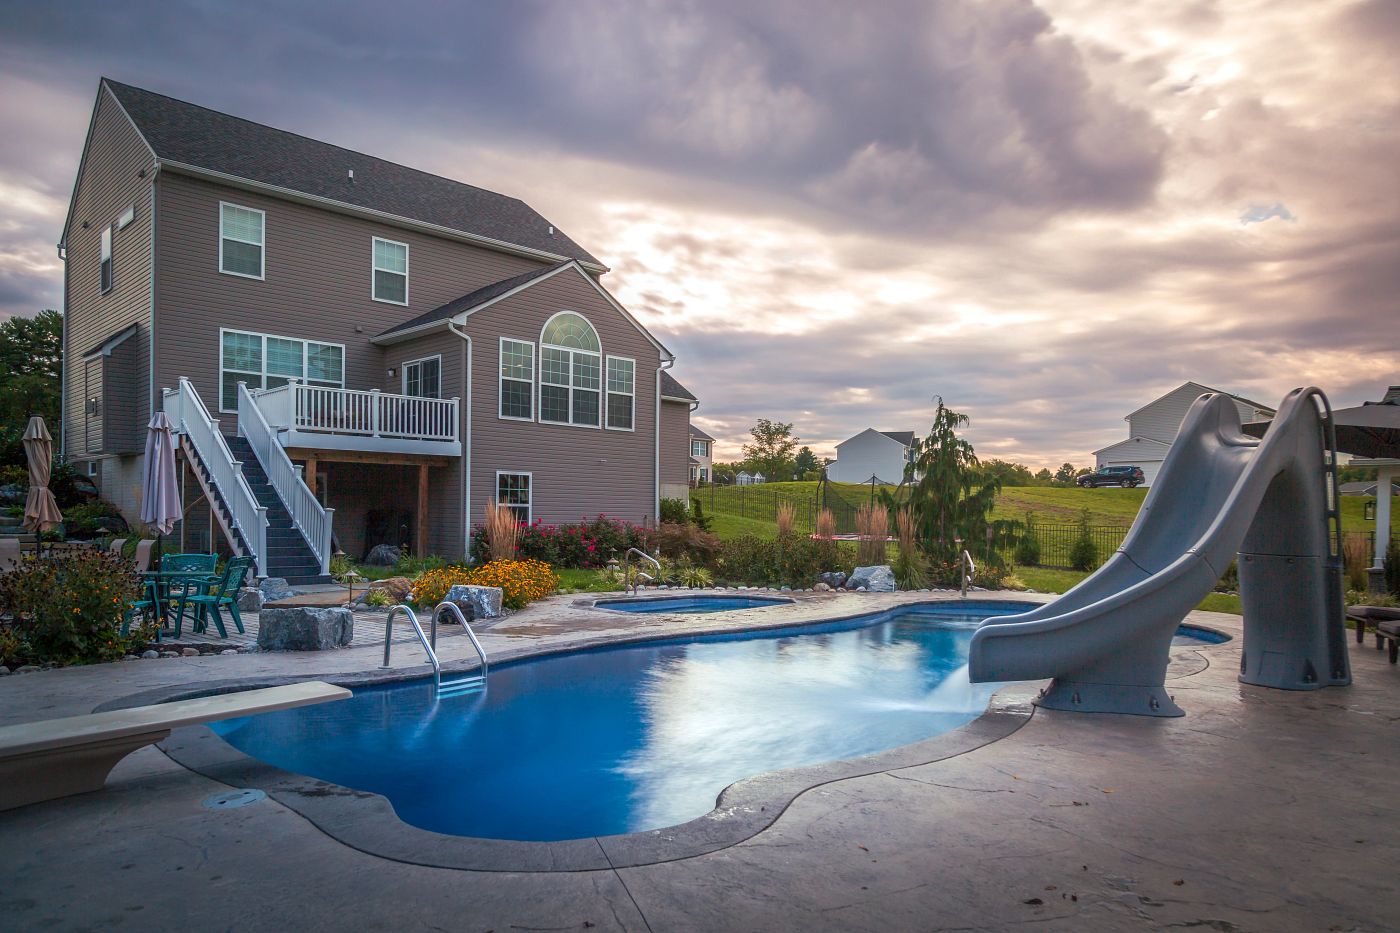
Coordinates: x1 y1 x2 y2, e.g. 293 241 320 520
689 425 715 441
100 79 601 268
660 372 696 402
879 431 917 447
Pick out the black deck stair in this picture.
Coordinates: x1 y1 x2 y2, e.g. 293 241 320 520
186 435 332 586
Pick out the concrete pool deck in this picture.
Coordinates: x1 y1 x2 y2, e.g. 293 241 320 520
2 589 1398 931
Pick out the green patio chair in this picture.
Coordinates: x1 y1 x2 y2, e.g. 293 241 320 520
156 554 219 632
175 555 254 638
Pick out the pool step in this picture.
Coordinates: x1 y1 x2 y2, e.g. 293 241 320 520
437 675 486 698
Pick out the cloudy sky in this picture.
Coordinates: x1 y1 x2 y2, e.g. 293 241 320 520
2 0 1396 466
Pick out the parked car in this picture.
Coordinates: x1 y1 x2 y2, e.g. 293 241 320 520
1078 465 1146 488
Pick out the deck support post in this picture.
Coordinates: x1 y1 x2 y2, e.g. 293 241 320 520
416 463 430 557
304 457 318 496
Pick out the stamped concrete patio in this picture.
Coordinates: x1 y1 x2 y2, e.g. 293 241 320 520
1 590 1397 931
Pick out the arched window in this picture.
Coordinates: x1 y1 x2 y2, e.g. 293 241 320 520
540 312 602 426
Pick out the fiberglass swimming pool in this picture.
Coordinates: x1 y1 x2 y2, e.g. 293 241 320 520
594 594 793 613
211 600 1033 841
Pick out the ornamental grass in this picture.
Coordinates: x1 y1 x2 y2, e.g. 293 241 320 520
814 507 836 540
411 558 559 611
775 501 797 538
483 500 519 562
855 503 888 565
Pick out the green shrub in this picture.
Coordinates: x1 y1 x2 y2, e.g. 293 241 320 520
329 553 355 582
716 535 778 585
659 497 690 525
0 550 146 665
364 588 393 608
60 500 126 539
1068 509 1098 572
1214 560 1238 593
0 464 27 486
690 498 713 531
1387 537 1400 598
1013 514 1041 566
677 564 714 588
393 553 449 576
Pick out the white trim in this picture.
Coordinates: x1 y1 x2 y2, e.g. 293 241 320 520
660 394 694 404
1090 435 1172 457
158 160 609 275
495 470 532 524
447 323 473 556
218 201 266 280
539 311 603 430
217 327 346 414
497 337 536 422
371 235 410 306
59 81 159 250
400 353 442 399
605 354 636 432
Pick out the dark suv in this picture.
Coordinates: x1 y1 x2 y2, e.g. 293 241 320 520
1078 465 1145 488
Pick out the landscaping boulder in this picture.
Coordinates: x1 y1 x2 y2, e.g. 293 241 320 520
369 576 414 603
813 581 831 592
256 607 354 651
819 571 847 589
259 577 296 603
365 544 402 566
847 565 896 592
236 587 264 613
444 584 503 621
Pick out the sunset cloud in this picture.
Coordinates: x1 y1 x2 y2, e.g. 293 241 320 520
0 0 1394 466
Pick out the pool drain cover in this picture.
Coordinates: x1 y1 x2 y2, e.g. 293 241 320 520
202 789 267 810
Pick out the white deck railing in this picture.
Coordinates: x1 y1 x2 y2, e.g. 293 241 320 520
237 382 334 576
162 378 268 576
252 383 460 457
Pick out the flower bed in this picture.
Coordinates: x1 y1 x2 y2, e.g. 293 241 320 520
411 559 559 610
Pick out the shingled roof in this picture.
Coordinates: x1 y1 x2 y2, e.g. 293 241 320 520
660 372 696 402
102 79 601 268
375 262 569 340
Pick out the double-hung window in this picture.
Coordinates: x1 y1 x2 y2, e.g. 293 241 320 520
691 439 709 458
499 339 534 420
219 329 344 411
539 312 601 427
372 237 409 304
99 225 113 293
605 356 634 430
219 203 265 278
403 356 441 399
497 472 531 523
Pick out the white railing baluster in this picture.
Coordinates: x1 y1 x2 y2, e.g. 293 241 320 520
162 378 269 577
257 384 458 443
238 382 334 576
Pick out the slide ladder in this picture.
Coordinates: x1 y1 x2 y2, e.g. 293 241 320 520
969 387 1350 717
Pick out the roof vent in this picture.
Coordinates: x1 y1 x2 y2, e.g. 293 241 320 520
348 169 355 184
548 225 554 235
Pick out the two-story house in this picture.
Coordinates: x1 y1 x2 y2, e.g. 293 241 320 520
60 79 695 581
826 429 918 485
1093 382 1275 486
689 426 715 485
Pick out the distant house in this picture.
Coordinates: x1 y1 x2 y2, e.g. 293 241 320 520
1340 482 1400 497
735 471 765 486
826 429 917 485
689 425 714 485
1094 382 1276 487
660 372 699 502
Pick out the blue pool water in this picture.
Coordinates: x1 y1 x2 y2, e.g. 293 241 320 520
595 595 792 613
1172 624 1231 646
211 600 1035 841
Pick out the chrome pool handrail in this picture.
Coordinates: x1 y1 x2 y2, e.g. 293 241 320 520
382 604 442 691
433 601 489 682
623 547 661 594
960 550 976 598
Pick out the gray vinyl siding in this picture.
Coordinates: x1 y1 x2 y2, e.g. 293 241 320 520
1128 383 1270 444
661 399 691 489
152 170 543 423
465 267 662 527
62 86 155 460
382 331 468 557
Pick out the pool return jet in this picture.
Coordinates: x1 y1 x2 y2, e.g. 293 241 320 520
968 387 1350 717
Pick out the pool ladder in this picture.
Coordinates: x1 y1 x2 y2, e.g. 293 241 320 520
623 547 661 594
381 602 490 698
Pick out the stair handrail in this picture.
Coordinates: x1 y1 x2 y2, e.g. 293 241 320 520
163 378 268 576
237 382 334 575
960 549 976 598
623 547 661 594
382 604 442 692
433 601 489 681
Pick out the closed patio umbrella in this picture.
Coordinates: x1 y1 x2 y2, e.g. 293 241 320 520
21 415 62 535
140 411 182 539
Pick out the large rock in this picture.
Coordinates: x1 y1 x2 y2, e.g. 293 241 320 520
847 565 896 592
819 571 847 589
256 607 354 651
444 584 503 621
364 544 402 566
236 587 264 613
368 576 414 602
259 577 296 602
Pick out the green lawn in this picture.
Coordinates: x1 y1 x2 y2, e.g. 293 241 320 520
1009 566 1243 615
555 567 623 594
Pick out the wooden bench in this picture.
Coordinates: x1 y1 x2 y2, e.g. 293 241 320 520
0 681 351 811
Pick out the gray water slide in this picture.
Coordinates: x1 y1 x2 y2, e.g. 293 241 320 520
968 387 1351 717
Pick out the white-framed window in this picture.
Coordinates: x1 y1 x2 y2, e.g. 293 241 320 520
402 355 441 399
691 439 710 458
85 460 100 477
496 471 531 523
372 237 409 305
605 356 634 431
219 202 265 279
499 338 534 421
99 225 113 293
539 311 601 427
219 328 345 411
